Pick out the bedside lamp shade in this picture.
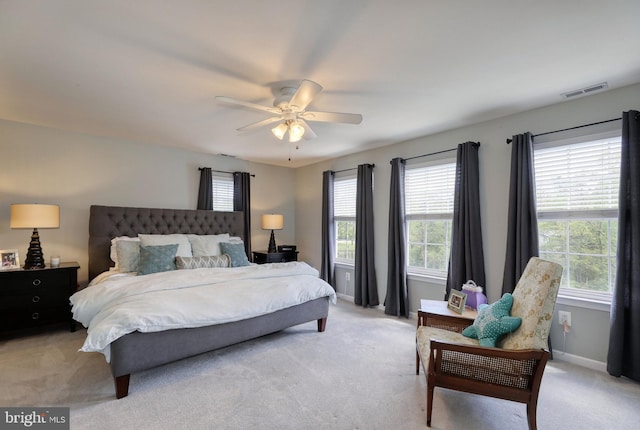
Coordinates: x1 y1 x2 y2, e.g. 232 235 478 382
10 204 60 269
261 214 283 253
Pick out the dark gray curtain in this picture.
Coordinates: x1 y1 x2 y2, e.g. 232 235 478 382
321 170 336 288
502 132 539 295
445 142 486 299
607 110 640 382
385 158 408 317
354 164 379 307
197 168 213 210
233 172 252 258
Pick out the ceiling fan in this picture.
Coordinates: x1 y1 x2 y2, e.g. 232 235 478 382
216 80 363 143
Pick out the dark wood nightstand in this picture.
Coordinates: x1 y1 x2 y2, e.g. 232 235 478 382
0 261 80 333
252 251 298 264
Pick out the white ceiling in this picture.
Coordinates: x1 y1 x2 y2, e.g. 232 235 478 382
2 1 640 167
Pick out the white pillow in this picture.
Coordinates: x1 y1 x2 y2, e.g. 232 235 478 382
226 236 244 244
138 234 193 258
110 236 141 268
186 234 230 257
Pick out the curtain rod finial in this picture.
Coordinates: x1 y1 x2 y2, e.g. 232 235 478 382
506 139 512 144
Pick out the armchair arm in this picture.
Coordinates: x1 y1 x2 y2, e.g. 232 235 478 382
428 338 549 402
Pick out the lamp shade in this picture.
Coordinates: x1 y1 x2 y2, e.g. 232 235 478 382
261 214 284 230
10 204 60 229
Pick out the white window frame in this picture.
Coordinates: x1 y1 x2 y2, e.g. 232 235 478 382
334 175 357 265
212 174 234 212
534 128 621 304
405 159 456 279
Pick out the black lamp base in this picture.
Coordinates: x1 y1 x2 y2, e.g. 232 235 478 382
267 229 277 253
24 228 46 269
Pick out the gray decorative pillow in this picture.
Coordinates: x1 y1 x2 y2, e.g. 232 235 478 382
137 244 178 275
115 239 140 273
219 242 250 267
176 255 231 270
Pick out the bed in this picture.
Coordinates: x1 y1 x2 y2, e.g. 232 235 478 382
72 205 335 399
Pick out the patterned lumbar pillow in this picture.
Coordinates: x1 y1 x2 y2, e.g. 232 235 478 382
137 244 178 275
462 293 522 347
176 255 231 270
219 242 251 267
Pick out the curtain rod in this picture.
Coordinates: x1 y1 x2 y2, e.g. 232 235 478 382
334 163 375 174
401 141 480 163
198 167 255 177
505 118 621 144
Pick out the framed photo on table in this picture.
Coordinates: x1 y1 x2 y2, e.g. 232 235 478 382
0 249 20 270
448 290 467 314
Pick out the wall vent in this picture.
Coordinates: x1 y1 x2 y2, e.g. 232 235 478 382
562 82 608 99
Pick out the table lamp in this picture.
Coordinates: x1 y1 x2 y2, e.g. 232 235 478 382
261 214 283 253
10 204 60 269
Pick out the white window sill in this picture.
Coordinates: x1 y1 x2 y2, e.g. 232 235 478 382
335 261 354 269
556 294 611 312
407 272 447 285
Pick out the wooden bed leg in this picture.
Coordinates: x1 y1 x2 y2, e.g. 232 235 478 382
114 374 130 399
317 317 327 332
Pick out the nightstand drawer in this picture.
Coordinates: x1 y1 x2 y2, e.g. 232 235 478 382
0 288 68 309
2 270 70 291
0 306 71 330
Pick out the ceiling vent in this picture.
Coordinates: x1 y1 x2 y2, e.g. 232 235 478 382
562 82 608 99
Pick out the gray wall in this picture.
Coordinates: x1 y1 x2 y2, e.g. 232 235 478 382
295 82 640 366
0 120 296 284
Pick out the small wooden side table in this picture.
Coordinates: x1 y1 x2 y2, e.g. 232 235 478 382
416 300 478 374
417 299 477 333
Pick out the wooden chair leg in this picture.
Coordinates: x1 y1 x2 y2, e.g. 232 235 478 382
527 400 538 430
426 381 434 427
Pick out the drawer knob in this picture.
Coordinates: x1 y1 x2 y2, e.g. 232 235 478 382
32 279 42 286
32 295 40 303
31 312 40 320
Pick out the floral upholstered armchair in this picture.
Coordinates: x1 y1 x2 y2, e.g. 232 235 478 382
416 257 563 430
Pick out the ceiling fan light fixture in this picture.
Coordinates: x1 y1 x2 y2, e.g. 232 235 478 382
271 122 288 140
288 121 305 143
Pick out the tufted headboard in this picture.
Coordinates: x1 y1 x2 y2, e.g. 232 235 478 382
88 205 245 281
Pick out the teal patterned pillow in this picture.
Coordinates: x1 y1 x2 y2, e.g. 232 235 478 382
138 244 178 275
219 242 250 267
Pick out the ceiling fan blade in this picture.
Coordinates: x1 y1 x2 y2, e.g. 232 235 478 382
300 110 363 124
288 80 323 111
298 119 317 140
236 116 283 132
216 96 281 115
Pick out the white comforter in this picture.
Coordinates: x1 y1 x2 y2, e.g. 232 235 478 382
70 262 336 361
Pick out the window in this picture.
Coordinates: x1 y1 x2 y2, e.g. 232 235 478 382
212 175 234 211
534 135 621 300
334 177 357 263
405 161 456 277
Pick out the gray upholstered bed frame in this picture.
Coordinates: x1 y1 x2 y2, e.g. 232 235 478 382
87 205 330 399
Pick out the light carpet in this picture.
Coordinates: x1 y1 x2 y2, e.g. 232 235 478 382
1 299 639 430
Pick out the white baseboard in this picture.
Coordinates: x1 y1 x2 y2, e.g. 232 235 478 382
551 350 607 373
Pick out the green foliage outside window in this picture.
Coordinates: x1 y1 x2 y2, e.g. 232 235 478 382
539 219 617 293
336 220 356 260
407 219 451 272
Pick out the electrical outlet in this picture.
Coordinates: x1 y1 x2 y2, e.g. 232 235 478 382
558 311 571 327
345 272 351 282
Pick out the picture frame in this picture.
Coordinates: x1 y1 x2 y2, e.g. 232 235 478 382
0 249 20 270
447 290 467 314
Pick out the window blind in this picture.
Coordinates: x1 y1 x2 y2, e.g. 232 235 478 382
405 163 456 215
534 137 621 213
334 177 357 217
212 175 234 211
